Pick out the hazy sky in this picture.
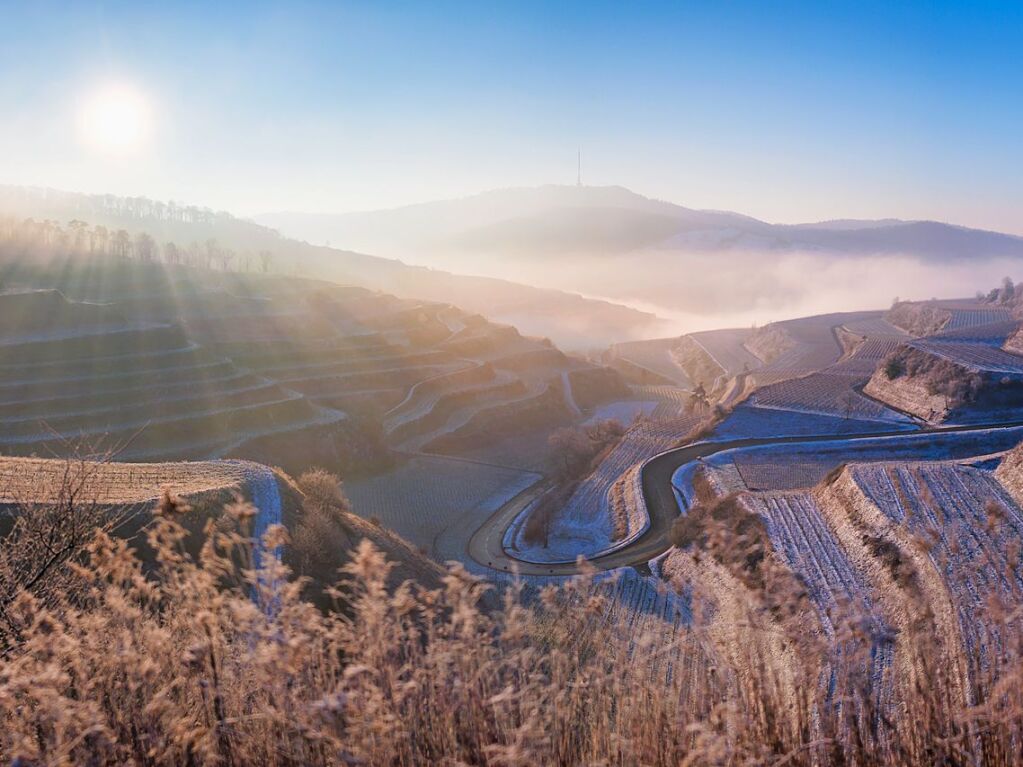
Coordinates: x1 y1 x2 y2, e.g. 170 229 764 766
2 1 1022 233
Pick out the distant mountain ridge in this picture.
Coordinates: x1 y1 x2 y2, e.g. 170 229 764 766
0 184 664 349
258 184 1023 262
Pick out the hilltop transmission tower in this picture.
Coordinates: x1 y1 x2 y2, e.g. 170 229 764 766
576 149 582 186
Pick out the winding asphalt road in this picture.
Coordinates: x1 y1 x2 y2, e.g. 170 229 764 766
467 418 1023 576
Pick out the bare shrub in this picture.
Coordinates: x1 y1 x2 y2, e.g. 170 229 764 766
522 419 628 546
290 469 353 595
882 346 984 408
863 532 917 588
0 456 129 650
548 418 626 481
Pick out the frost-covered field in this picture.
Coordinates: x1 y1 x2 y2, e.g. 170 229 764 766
609 337 692 387
673 427 1023 499
440 428 556 473
906 339 1023 376
930 318 1017 344
847 462 1023 680
750 373 912 422
744 491 894 693
688 328 760 375
943 306 1013 330
713 404 917 441
665 443 1023 705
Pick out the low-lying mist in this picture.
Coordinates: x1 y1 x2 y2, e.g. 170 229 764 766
414 248 1022 338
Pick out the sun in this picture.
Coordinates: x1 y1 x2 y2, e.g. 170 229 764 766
78 83 153 153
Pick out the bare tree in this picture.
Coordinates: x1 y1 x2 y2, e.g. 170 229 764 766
134 232 157 262
163 241 181 266
112 229 132 259
218 248 235 272
204 238 220 270
67 219 89 252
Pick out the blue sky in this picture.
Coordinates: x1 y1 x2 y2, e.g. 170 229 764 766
1 1 1021 232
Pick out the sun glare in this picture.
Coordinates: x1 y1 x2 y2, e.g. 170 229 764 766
78 83 152 153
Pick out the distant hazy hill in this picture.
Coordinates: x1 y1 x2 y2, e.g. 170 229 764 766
258 185 1023 325
260 184 1023 261
0 185 663 349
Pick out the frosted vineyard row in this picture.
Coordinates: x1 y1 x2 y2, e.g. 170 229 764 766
584 400 659 426
737 312 927 422
751 373 903 421
908 339 1023 375
688 328 760 375
597 568 703 685
685 428 1023 509
628 385 691 419
746 492 894 698
943 307 1013 331
533 414 701 561
755 332 841 375
930 319 1018 345
744 312 880 382
849 463 1023 682
829 338 906 376
733 459 834 491
841 317 908 338
610 338 692 387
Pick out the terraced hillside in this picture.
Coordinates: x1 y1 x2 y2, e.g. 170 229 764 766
0 454 445 594
0 454 258 507
0 254 617 478
675 428 1023 498
508 411 703 563
886 298 1013 337
0 291 346 464
605 337 691 387
663 442 1023 716
865 330 1023 423
665 311 915 430
670 311 896 403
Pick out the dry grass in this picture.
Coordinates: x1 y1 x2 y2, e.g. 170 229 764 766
2 475 1023 764
0 456 251 506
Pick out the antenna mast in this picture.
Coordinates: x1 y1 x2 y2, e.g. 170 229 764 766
576 149 581 187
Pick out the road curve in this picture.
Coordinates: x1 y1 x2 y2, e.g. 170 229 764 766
468 418 1023 576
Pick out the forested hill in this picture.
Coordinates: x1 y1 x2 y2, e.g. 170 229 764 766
0 185 662 349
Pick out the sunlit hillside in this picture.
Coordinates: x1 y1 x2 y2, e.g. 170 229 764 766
4 2 1023 765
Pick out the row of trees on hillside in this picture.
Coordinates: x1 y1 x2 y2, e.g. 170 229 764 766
0 216 275 274
1 187 238 227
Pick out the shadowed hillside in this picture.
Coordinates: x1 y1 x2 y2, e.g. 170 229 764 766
0 186 663 349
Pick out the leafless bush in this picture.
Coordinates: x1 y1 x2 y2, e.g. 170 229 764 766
0 455 130 650
290 469 354 596
882 346 983 408
548 418 626 481
523 419 628 546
